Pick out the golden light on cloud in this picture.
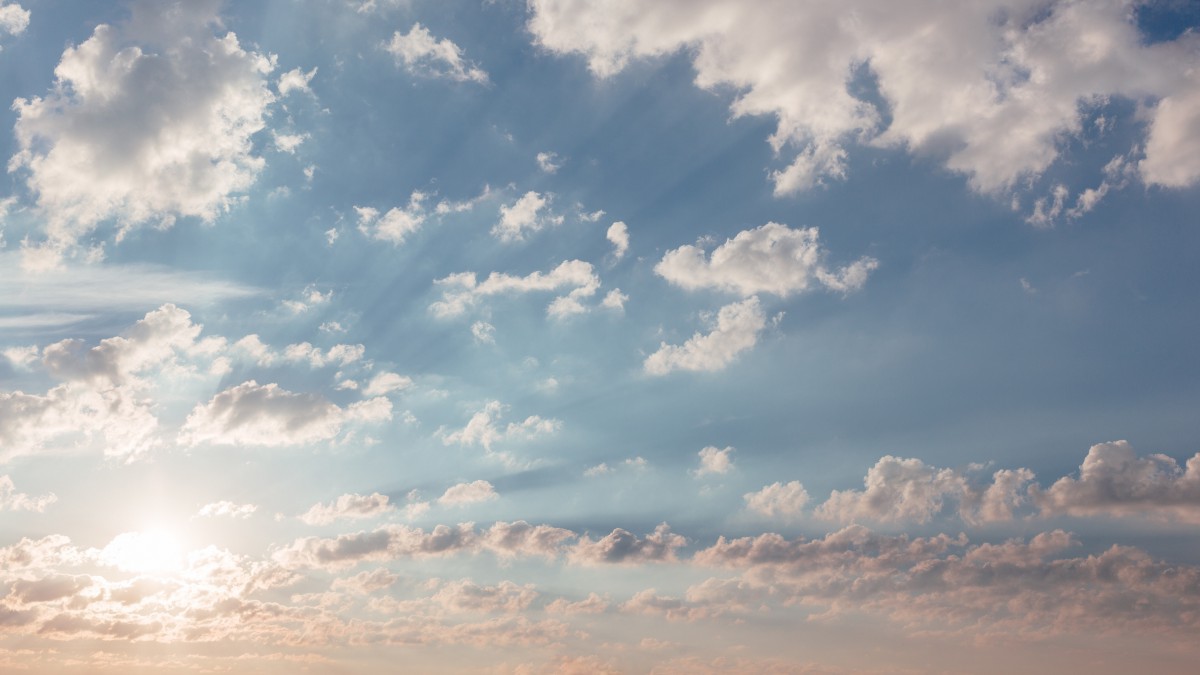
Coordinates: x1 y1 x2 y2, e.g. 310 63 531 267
101 530 185 576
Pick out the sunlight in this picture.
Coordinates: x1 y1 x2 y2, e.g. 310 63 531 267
101 529 185 576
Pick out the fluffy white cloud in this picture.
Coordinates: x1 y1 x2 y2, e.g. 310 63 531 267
0 475 56 512
692 446 734 477
471 320 496 344
644 297 765 375
600 288 628 311
527 0 1200 195
606 221 629 260
355 191 430 244
1032 440 1200 522
536 151 562 174
178 381 391 448
10 0 275 254
1139 82 1200 188
300 493 395 525
362 371 413 396
492 191 564 243
439 400 561 455
281 342 365 368
438 480 499 507
430 260 600 319
196 500 257 519
743 481 809 519
385 23 487 84
656 223 877 297
0 2 29 40
276 66 317 96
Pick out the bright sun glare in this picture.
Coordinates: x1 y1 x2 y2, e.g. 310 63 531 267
102 529 185 575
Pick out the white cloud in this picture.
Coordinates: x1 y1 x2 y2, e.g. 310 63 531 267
600 289 628 311
492 191 564 243
606 221 629 260
692 446 734 477
0 475 56 512
178 381 391 448
656 223 877 297
196 500 257 519
438 480 499 507
300 493 395 525
439 400 561 455
471 321 496 344
385 23 488 84
430 260 600 319
282 342 365 368
362 371 413 396
10 0 275 255
356 191 428 244
0 2 29 40
569 524 686 565
527 0 1200 195
744 481 809 519
644 296 766 375
272 131 310 154
1140 82 1200 188
536 151 562 174
277 66 317 96
1031 440 1200 523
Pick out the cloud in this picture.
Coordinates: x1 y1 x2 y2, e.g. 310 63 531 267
385 23 487 84
528 0 1200 197
178 381 391 448
355 191 429 244
656 223 877 297
1031 440 1200 523
438 480 499 507
479 521 576 560
272 131 309 154
569 524 686 565
439 400 561 457
430 260 600 319
0 476 57 512
600 289 628 311
644 297 766 375
693 446 734 477
492 191 564 243
277 66 317 96
10 0 275 254
196 501 257 519
300 493 396 525
1139 82 1200 188
431 579 538 614
281 342 365 368
362 372 413 396
471 321 496 344
0 2 29 40
743 481 809 519
536 151 562 174
606 221 629 260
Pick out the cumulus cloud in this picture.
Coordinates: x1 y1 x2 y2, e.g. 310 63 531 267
277 66 317 96
527 0 1200 196
300 493 395 525
644 297 766 375
606 221 629 260
1031 440 1200 523
0 476 57 512
196 501 257 519
439 400 561 459
569 524 686 565
1139 82 1200 188
743 481 809 519
385 23 487 84
430 260 600 319
536 151 562 174
362 371 413 396
471 321 496 344
178 381 391 448
355 191 429 244
492 191 564 243
10 0 275 256
600 289 628 311
438 480 499 507
0 2 29 41
656 223 877 297
693 446 734 477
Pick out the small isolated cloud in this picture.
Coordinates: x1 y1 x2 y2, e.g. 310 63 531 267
744 481 809 519
300 492 395 525
471 321 496 344
439 400 561 456
1140 86 1200 189
584 456 646 477
196 500 257 519
693 446 734 477
601 289 628 311
385 23 488 84
277 66 317 96
536 151 562 174
356 191 427 244
438 480 499 507
363 371 413 396
430 260 599 319
0 475 57 512
644 296 766 375
178 381 391 448
272 131 310 154
282 342 365 368
1031 440 1200 523
0 2 30 40
656 223 877 297
606 221 629 260
492 191 564 243
11 1 275 257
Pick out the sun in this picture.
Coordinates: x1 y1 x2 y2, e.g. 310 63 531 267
101 529 185 576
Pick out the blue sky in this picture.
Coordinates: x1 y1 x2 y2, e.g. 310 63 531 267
2 1 1200 672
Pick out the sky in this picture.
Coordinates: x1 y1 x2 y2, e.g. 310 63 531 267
1 0 1199 672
